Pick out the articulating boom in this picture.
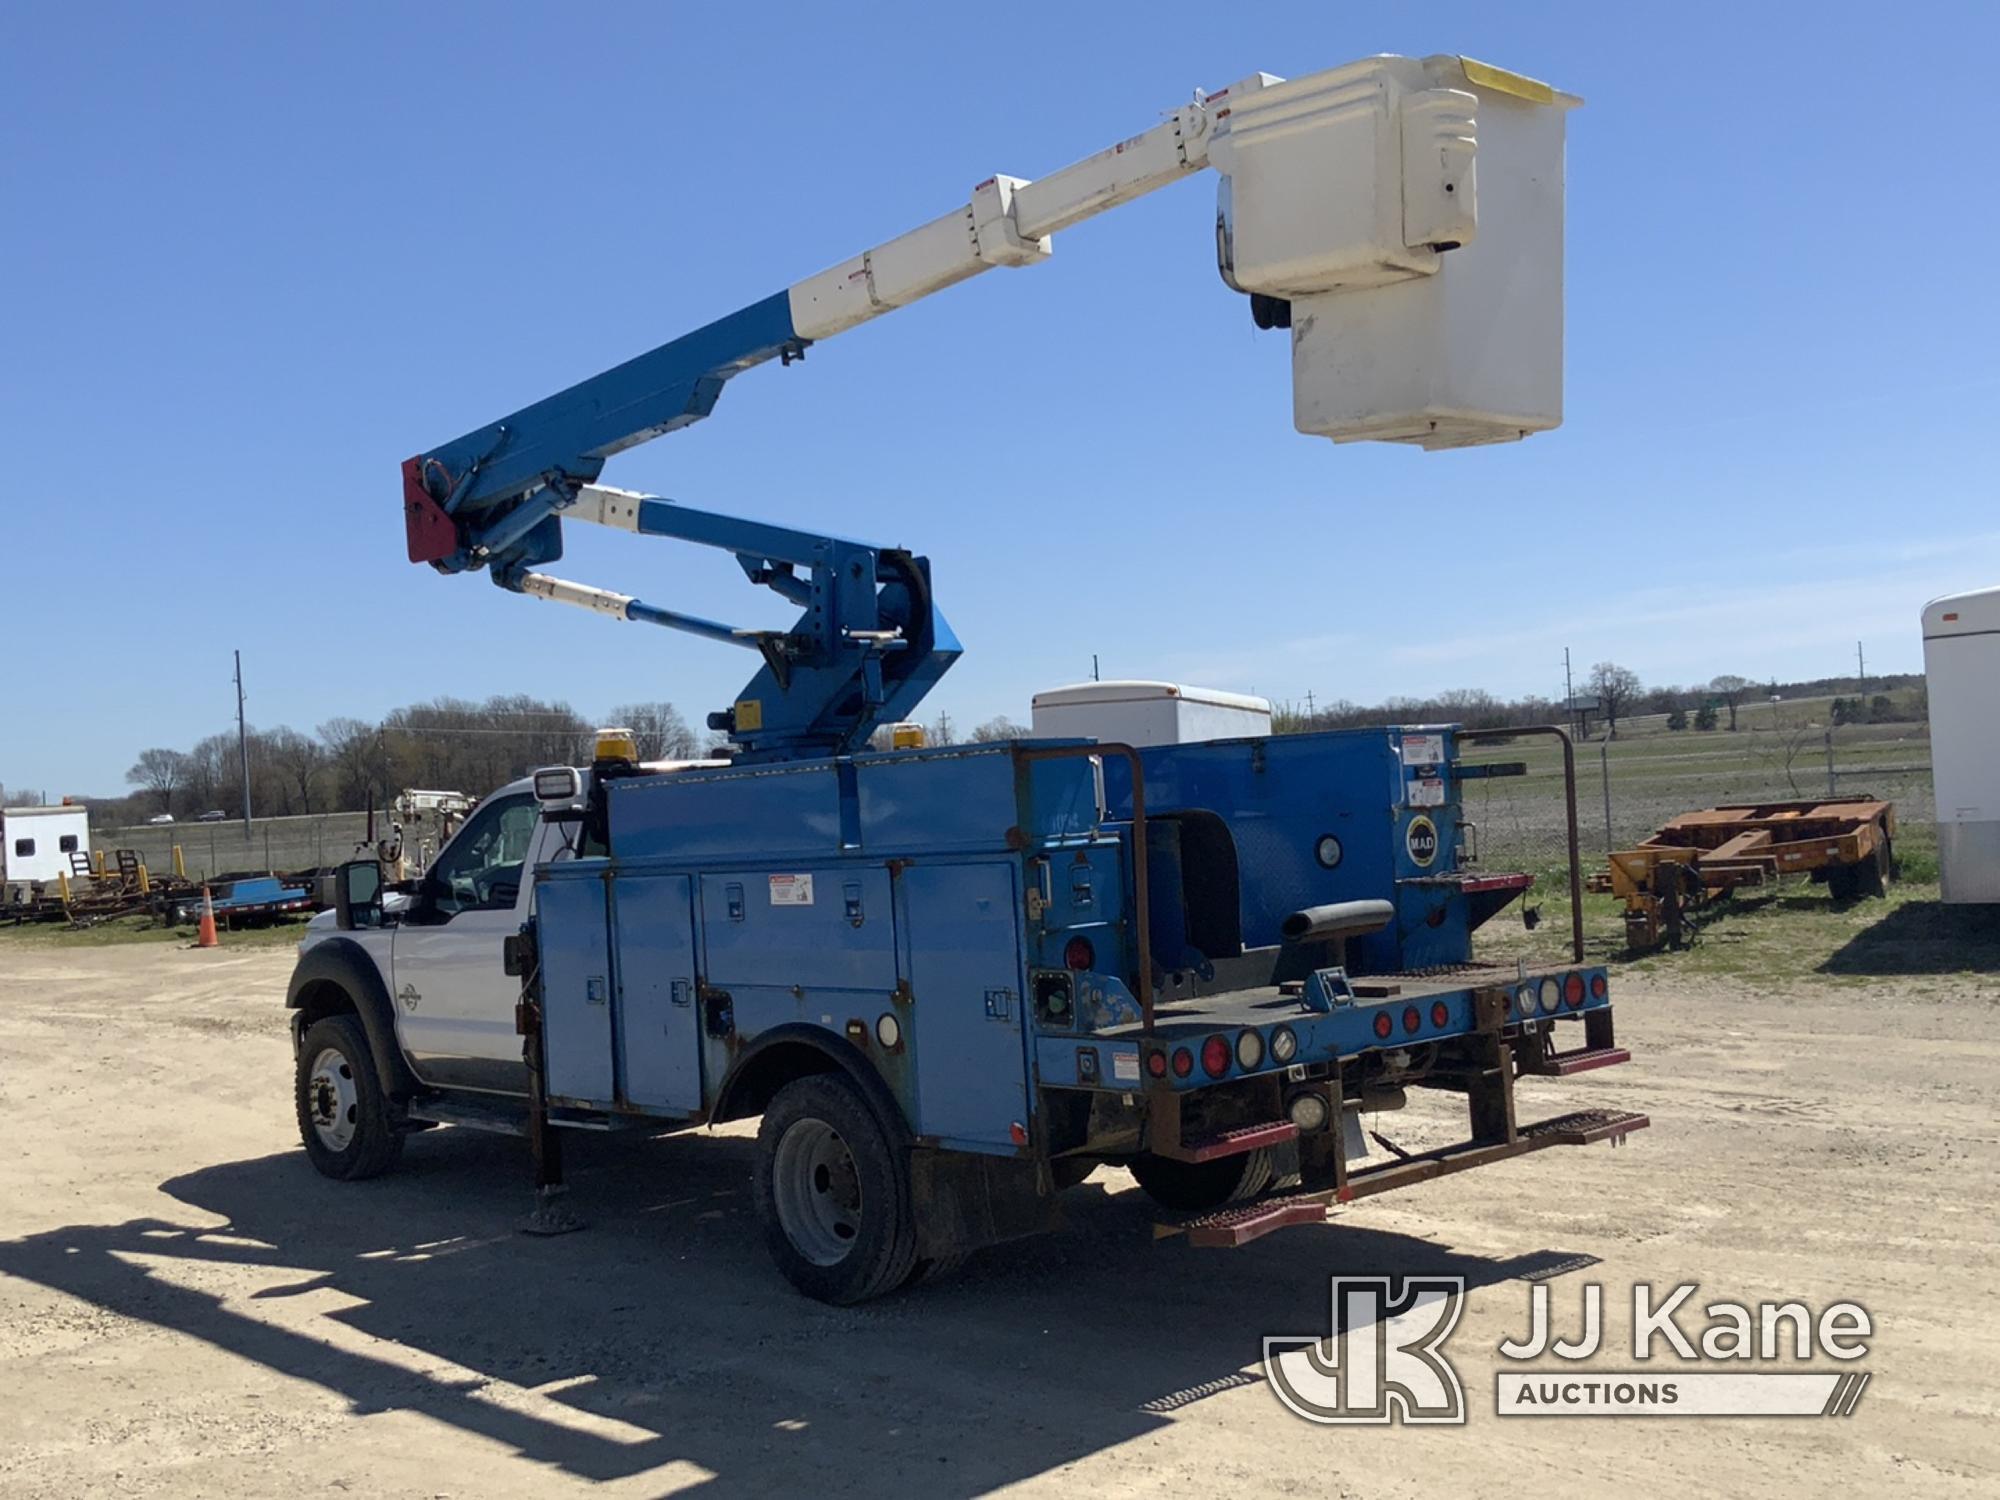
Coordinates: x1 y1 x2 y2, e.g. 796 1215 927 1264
401 53 1575 760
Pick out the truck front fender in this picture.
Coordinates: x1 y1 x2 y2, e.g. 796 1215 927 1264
286 937 422 1101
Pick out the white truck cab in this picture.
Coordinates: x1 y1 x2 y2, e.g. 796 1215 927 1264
297 774 559 1101
288 757 724 1179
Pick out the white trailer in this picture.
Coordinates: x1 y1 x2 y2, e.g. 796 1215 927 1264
1 804 91 886
1922 586 2000 904
1031 681 1272 747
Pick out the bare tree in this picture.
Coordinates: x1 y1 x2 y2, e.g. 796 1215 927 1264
1753 710 1817 797
319 717 390 810
125 748 189 815
1586 662 1642 738
969 715 1027 742
266 727 327 814
1709 674 1752 732
610 701 697 761
1433 688 1504 728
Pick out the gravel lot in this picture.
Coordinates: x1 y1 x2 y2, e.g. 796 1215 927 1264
2 939 1995 1498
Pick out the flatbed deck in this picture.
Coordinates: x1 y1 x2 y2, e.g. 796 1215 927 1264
1104 961 1533 1039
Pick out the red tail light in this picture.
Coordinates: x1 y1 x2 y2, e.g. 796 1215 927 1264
1171 1047 1194 1078
1431 1000 1450 1028
1373 1010 1394 1040
1201 1035 1231 1078
1146 1049 1168 1079
1402 1005 1421 1035
1064 935 1095 971
1590 973 1608 999
1564 972 1587 1008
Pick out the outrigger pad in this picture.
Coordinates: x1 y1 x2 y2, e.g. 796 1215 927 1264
521 1184 586 1237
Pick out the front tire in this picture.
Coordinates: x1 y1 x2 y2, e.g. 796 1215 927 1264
296 1014 404 1180
754 1074 918 1304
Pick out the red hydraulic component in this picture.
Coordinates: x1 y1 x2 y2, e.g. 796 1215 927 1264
403 456 459 564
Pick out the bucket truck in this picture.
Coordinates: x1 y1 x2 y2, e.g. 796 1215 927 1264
289 53 1645 1304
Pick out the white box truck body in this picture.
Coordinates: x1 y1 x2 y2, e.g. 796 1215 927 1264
1030 682 1273 748
1922 586 2000 904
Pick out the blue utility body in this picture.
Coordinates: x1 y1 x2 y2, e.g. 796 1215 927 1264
1111 724 1488 975
531 726 1600 1162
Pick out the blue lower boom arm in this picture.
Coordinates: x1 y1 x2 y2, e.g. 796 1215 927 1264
399 293 960 762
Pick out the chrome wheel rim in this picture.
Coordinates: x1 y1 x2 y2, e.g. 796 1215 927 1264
307 1046 358 1152
772 1118 862 1265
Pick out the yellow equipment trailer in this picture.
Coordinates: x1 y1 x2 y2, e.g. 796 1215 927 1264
1597 798 1896 949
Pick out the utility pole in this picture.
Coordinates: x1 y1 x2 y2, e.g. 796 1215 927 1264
1091 653 1100 682
1305 688 1316 721
1563 646 1576 731
234 649 253 836
1856 640 1866 698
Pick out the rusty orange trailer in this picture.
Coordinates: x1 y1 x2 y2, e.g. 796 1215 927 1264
1597 798 1896 949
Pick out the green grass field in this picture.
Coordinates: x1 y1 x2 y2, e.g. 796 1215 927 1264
1458 699 1933 856
1468 820 2000 985
0 912 311 950
1447 698 1970 984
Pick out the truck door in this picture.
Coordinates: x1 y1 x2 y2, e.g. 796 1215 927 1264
899 862 1027 1150
390 790 542 1093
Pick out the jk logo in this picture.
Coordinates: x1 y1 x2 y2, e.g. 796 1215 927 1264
1264 1277 1467 1425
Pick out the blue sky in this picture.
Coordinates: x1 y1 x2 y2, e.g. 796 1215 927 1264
6 3 1997 798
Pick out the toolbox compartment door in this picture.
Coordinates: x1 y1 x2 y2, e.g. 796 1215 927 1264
611 874 702 1113
700 867 898 995
538 873 615 1105
898 861 1026 1150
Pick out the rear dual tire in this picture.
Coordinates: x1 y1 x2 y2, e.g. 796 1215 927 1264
1129 1147 1274 1212
754 1074 920 1304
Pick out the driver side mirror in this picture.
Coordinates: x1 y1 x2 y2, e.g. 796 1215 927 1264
335 859 384 931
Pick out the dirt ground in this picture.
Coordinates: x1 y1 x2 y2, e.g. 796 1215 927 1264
2 937 1996 1498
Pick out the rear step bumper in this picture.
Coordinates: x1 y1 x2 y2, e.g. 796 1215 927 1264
1527 1045 1631 1077
1175 1108 1650 1248
1157 1119 1299 1163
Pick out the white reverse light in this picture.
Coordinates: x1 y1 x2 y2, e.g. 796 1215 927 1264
1289 1093 1331 1133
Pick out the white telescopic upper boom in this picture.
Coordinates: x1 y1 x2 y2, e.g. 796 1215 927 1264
784 54 1579 450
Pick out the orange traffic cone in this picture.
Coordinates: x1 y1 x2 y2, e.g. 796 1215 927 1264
196 886 220 949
